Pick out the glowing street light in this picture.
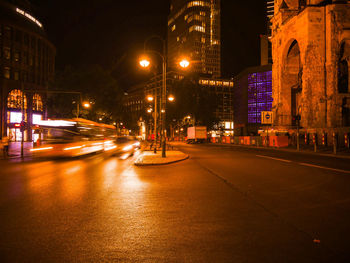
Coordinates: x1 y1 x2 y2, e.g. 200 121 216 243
139 58 150 68
147 95 154 102
168 95 175 102
147 108 153 113
179 59 190 68
83 102 91 108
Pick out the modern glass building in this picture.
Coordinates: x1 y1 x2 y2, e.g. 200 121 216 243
247 71 272 124
167 0 221 78
0 0 56 142
233 65 272 135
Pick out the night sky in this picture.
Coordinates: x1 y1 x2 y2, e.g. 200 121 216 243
30 0 266 89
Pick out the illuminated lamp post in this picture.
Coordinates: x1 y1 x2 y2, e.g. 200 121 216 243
146 94 158 153
139 35 189 157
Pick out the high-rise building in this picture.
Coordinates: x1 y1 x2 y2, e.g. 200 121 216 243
167 0 221 78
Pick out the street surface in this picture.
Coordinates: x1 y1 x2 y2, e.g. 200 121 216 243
1 143 350 262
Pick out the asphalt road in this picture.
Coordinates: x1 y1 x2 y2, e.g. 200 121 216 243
0 144 350 262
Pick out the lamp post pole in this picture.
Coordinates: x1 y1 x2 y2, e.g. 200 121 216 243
161 40 167 158
140 36 189 157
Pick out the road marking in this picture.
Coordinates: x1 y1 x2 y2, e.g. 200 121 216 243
256 155 292 163
298 163 350 174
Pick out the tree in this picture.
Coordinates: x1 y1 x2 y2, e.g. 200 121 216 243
48 64 125 123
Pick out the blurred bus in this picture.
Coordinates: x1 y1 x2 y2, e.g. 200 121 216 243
30 118 117 158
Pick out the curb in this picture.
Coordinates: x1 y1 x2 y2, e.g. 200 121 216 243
207 143 350 160
134 154 189 166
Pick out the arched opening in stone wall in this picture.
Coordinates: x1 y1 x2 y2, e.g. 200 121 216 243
338 42 349 94
283 40 302 126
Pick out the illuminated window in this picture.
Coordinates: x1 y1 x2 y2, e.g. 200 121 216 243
187 1 210 8
4 67 10 79
200 11 206 16
7 89 27 109
189 25 205 33
33 94 43 111
171 24 176 31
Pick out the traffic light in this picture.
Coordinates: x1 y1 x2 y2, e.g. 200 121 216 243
20 121 27 132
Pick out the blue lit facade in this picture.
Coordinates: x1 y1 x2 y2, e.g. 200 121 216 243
233 65 272 136
247 71 272 124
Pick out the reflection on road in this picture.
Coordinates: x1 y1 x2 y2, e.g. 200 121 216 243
1 153 143 208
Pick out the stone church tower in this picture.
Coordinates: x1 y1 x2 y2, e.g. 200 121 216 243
271 0 350 131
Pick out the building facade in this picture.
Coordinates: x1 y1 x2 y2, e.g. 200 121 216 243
0 0 55 142
124 72 234 135
168 0 221 78
233 65 273 136
271 0 350 132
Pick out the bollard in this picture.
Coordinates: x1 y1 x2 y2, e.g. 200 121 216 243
322 132 327 146
305 133 308 145
333 132 338 154
313 133 317 153
345 133 350 149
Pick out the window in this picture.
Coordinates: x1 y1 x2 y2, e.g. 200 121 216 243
14 71 19 80
7 89 27 109
14 50 20 62
33 94 43 111
4 67 10 79
338 43 349 94
189 25 205 33
3 47 11 59
24 33 29 45
4 26 12 39
15 30 22 42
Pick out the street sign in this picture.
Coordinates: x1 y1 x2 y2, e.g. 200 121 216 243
261 111 273 124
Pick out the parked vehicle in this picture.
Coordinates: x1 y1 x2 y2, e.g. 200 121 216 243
186 126 207 144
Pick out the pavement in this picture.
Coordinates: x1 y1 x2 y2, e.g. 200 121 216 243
211 142 350 159
1 142 350 262
134 150 189 166
0 142 33 161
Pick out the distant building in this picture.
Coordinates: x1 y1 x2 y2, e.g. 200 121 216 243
233 65 272 136
124 72 234 134
168 0 221 78
0 0 56 142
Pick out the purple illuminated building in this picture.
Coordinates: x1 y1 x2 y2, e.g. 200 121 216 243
233 65 272 136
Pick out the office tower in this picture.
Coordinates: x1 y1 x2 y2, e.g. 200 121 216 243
168 0 221 78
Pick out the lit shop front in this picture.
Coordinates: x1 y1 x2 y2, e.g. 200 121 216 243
6 89 44 142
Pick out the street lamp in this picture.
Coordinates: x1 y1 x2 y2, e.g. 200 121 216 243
82 102 91 108
168 95 175 102
179 59 190 69
139 58 150 68
139 36 190 158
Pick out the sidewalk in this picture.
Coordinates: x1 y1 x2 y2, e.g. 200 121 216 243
0 142 33 160
134 150 189 166
209 142 350 159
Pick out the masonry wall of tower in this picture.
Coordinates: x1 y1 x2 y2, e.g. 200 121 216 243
271 1 350 129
